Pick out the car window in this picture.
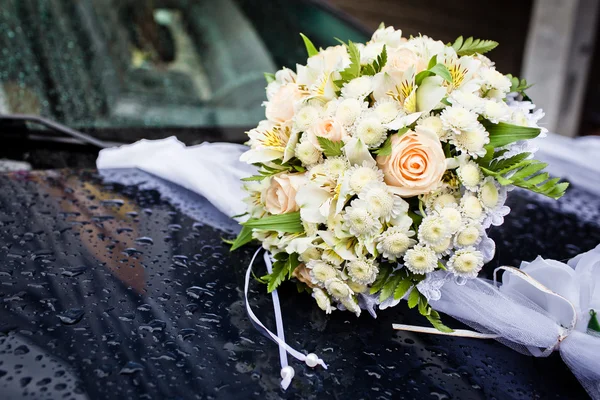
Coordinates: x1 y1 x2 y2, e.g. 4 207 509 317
0 0 368 130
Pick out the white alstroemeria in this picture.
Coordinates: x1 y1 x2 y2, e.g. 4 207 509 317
373 99 403 124
478 177 510 228
370 26 403 48
312 288 334 314
418 214 452 247
460 192 485 222
242 178 270 218
322 247 344 266
456 158 483 191
307 71 338 101
285 235 318 255
450 122 489 158
343 137 377 167
416 114 445 140
440 105 479 135
438 50 482 93
482 99 511 124
447 246 484 279
296 182 332 224
385 111 422 131
335 98 366 126
240 120 298 163
341 76 374 99
376 225 416 261
343 199 382 238
358 41 385 64
347 258 379 285
300 245 322 264
293 103 322 131
353 114 388 148
318 230 359 261
359 181 407 221
375 66 418 113
307 45 350 73
404 244 438 274
416 76 447 114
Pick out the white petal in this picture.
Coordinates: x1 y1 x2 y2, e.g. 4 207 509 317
344 137 376 167
416 76 447 114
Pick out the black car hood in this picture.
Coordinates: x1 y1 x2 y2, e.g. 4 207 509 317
0 169 598 399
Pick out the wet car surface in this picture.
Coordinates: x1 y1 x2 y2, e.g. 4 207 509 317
0 169 598 399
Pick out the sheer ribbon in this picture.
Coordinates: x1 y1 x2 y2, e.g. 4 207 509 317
244 248 327 390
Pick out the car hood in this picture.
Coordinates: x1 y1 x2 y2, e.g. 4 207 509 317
0 168 598 399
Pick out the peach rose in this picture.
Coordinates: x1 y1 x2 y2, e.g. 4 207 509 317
376 128 446 197
265 83 304 124
307 118 348 150
384 48 427 74
265 173 305 215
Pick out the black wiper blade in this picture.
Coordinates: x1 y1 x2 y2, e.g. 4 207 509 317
0 114 112 148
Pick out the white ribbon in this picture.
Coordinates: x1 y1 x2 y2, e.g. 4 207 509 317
244 248 327 390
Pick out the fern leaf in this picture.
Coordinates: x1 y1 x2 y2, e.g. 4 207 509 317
451 36 499 56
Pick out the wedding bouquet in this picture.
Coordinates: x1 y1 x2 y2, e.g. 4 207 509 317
232 25 567 330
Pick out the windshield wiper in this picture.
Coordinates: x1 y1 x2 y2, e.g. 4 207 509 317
0 114 119 148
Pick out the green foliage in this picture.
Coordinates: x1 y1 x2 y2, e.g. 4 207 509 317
242 212 304 233
451 36 499 56
415 55 452 86
337 41 362 85
265 253 300 293
589 310 600 333
407 288 420 309
246 158 306 182
300 33 319 57
373 135 392 156
426 309 454 333
317 136 344 157
264 72 276 84
379 274 402 302
230 225 254 251
393 279 413 300
506 74 533 97
361 45 387 76
482 120 542 148
369 263 392 294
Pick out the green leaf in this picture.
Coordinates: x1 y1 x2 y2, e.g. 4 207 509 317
379 274 402 302
230 225 254 251
317 136 344 157
415 60 452 86
264 72 276 84
482 120 542 148
361 44 388 76
370 263 392 294
451 36 498 56
241 175 267 182
486 152 531 172
427 55 438 69
417 295 430 316
300 33 319 57
339 41 361 83
588 309 600 333
374 135 392 156
429 64 452 84
378 21 385 30
242 212 304 233
426 310 454 333
266 253 301 293
393 279 412 300
407 288 419 309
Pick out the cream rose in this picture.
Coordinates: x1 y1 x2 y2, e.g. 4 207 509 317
265 83 304 124
384 48 427 74
307 118 348 150
265 173 305 214
376 128 446 197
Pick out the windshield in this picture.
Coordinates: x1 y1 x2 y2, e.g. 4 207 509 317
0 0 368 132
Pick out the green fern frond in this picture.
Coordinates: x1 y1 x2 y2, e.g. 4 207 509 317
451 36 499 56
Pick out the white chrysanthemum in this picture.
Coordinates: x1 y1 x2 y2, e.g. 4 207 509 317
312 288 334 314
346 162 384 194
418 215 452 246
440 105 479 134
358 182 405 221
480 68 512 96
347 280 368 294
347 258 379 285
454 224 483 248
460 193 484 221
438 206 463 234
354 117 388 148
376 226 416 261
374 99 402 123
335 98 364 126
307 260 338 283
343 199 382 237
451 123 489 158
339 295 361 316
325 278 353 299
457 160 483 191
447 247 484 278
294 105 321 131
478 177 501 210
431 236 452 257
510 110 530 127
448 90 485 113
324 156 349 179
341 76 374 99
295 139 322 166
416 114 445 140
424 188 459 211
404 245 438 274
482 100 511 124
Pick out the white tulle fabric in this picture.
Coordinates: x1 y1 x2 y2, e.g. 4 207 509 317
98 139 600 398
